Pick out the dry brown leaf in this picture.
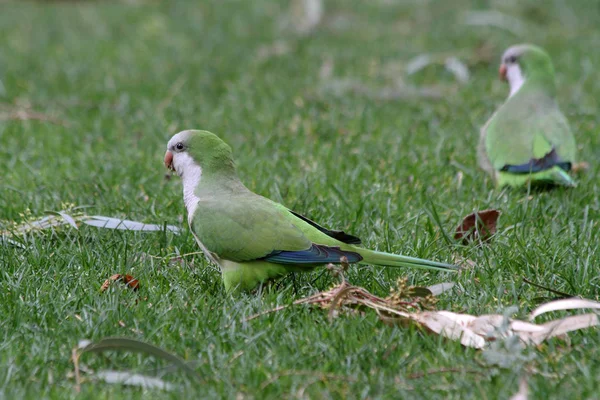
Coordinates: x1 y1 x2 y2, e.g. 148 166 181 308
246 272 600 349
571 161 590 174
409 305 600 349
101 274 140 292
454 209 501 244
245 276 433 322
411 311 485 348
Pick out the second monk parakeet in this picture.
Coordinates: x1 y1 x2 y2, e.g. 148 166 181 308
478 44 577 188
165 130 457 292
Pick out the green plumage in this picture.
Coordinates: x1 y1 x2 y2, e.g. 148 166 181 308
166 130 456 292
479 44 576 188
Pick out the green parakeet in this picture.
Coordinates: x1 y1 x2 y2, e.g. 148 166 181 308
164 130 457 292
478 44 577 188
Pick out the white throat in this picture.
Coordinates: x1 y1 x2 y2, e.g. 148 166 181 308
506 64 525 98
173 152 202 221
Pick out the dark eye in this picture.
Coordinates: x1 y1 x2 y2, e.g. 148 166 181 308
175 142 184 151
506 55 517 64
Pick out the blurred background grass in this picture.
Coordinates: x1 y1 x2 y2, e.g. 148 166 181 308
1 0 599 398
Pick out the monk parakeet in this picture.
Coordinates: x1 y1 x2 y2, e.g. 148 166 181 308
164 130 457 292
478 44 577 188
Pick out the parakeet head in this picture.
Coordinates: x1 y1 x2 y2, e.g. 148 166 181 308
498 44 556 97
164 130 235 178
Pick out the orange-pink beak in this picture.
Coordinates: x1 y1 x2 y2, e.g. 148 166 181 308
164 150 174 170
499 64 507 81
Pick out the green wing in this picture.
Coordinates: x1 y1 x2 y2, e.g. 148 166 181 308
485 89 576 171
191 194 313 262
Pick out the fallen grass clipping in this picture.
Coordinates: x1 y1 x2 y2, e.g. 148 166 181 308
72 337 202 392
0 203 180 247
248 263 600 349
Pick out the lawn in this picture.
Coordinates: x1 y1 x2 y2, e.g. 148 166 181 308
1 0 600 398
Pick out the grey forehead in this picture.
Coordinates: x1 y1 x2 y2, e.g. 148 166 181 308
501 45 529 61
167 130 192 147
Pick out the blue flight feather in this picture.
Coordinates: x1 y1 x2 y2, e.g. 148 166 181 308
264 244 363 265
500 148 571 174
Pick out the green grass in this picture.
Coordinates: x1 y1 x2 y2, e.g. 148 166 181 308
1 0 600 398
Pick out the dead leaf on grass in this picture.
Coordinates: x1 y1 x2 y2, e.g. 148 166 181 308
101 274 140 292
246 268 600 349
571 161 590 174
454 209 501 244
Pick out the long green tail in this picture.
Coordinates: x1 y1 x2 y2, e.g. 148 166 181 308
357 248 458 272
498 166 576 188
